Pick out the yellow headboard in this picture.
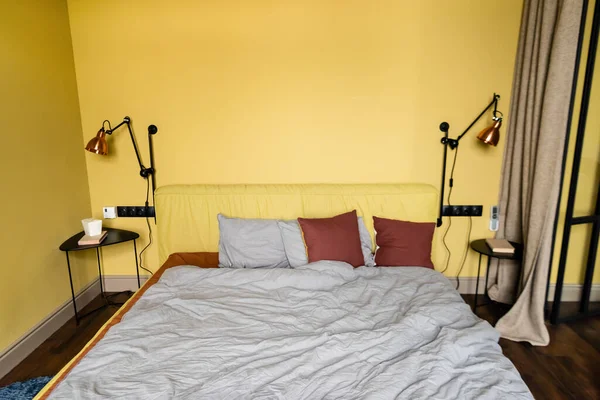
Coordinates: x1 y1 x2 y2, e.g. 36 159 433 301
155 183 438 264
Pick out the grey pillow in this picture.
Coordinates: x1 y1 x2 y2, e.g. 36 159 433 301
218 214 290 268
277 217 375 267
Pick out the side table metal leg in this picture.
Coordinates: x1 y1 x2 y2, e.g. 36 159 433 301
484 256 492 301
474 253 482 313
96 248 104 298
66 252 79 324
134 239 140 289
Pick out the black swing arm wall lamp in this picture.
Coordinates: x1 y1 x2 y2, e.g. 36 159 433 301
436 93 503 227
85 116 158 210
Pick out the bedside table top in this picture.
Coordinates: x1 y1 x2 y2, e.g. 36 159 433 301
470 239 522 260
60 228 139 252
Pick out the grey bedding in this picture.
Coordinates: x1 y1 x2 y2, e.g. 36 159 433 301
49 262 532 399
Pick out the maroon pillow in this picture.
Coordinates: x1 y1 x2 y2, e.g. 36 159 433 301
298 210 364 267
373 216 435 268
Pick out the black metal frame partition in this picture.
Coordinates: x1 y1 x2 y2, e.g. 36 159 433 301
547 0 600 324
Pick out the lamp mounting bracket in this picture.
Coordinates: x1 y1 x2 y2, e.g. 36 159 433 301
140 167 154 178
440 137 459 150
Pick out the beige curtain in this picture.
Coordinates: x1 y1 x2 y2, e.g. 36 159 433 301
487 0 583 346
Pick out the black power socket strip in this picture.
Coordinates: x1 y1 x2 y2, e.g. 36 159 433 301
442 205 483 217
117 206 156 218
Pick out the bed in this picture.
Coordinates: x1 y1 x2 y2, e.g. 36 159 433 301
36 184 532 399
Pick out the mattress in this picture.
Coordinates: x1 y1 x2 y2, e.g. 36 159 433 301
39 259 532 399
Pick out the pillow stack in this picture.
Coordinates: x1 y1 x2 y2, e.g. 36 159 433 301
218 211 373 268
217 211 434 269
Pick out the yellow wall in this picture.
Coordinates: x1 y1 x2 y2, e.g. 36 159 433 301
0 1 95 352
67 0 523 278
551 0 600 285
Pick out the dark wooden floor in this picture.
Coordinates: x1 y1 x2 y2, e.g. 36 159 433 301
0 292 131 388
1 294 598 399
463 295 600 400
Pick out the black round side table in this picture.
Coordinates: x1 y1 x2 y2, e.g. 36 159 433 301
60 228 140 324
470 239 522 314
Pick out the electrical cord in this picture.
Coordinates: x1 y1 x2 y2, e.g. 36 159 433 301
440 146 460 274
439 190 452 274
455 215 472 290
138 177 154 276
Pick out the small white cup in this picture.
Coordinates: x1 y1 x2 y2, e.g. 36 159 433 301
82 218 103 237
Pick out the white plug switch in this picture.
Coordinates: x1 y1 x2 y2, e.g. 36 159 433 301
103 206 117 219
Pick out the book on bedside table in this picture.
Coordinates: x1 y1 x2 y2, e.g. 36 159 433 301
485 238 515 255
78 231 108 246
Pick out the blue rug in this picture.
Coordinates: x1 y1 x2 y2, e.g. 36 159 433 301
0 376 52 400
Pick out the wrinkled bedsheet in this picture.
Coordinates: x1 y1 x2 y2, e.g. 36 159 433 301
49 262 532 399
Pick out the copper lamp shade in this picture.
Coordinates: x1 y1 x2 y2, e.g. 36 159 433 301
85 128 108 155
477 117 502 146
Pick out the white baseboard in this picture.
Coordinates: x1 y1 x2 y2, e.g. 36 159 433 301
0 278 100 380
545 283 600 302
451 277 600 302
449 276 486 294
103 275 149 292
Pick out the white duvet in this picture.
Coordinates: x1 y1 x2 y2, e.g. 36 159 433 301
49 262 532 399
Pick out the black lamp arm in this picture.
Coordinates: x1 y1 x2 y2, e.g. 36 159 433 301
436 93 500 227
106 116 146 172
440 94 500 150
455 93 500 143
105 116 159 205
